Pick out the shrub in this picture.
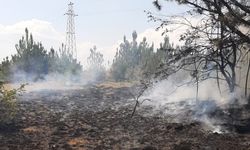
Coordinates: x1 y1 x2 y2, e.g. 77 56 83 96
0 82 24 124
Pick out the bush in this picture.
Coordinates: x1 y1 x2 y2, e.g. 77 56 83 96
0 82 24 124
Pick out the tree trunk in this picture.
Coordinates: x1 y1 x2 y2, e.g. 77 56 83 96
245 58 250 97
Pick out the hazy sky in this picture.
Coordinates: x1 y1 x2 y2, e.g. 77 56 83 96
0 0 189 66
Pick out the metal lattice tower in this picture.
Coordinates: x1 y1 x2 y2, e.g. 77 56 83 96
65 2 78 59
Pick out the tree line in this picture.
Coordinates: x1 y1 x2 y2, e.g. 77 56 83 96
0 28 82 82
110 31 180 81
0 28 180 84
1 0 249 98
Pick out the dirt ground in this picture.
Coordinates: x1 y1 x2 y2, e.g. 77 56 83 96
0 83 250 150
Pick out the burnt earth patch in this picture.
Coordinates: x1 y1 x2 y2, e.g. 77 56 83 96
0 85 250 150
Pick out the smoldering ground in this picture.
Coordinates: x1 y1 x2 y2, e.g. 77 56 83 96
136 71 249 133
2 66 250 149
0 47 249 149
7 67 249 134
2 81 250 149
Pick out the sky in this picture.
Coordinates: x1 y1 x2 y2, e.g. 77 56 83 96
0 0 189 67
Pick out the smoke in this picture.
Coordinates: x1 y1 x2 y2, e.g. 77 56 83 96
8 72 81 92
139 72 247 133
8 68 106 92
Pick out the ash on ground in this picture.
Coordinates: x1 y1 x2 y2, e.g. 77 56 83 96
0 83 250 150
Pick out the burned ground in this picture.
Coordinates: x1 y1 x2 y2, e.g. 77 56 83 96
0 84 250 150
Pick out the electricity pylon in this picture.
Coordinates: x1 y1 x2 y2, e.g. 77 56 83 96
65 2 78 59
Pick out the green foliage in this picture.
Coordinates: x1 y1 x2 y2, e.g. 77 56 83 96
12 28 49 81
111 31 174 81
0 28 82 82
0 82 24 124
0 57 11 81
49 44 82 77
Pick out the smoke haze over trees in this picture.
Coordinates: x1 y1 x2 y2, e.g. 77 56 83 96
0 28 82 82
86 46 106 82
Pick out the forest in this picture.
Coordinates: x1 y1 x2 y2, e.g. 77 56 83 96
0 0 250 149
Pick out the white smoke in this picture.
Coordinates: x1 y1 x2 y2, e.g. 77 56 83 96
138 71 247 133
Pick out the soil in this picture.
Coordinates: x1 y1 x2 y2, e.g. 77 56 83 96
0 84 250 150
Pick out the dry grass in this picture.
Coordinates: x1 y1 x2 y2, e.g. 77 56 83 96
22 126 42 133
96 81 137 89
2 84 15 91
68 137 89 146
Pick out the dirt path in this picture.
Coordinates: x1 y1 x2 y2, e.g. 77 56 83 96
0 85 250 150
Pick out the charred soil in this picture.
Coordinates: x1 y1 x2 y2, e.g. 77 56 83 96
0 84 250 150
